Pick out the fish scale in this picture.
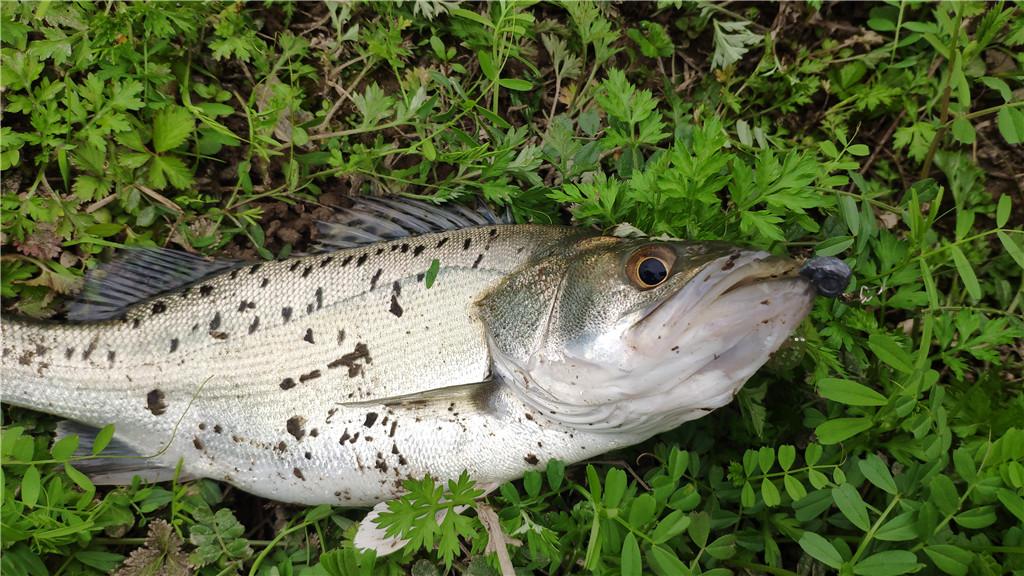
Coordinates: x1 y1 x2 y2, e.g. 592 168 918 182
2 224 609 505
2 203 840 506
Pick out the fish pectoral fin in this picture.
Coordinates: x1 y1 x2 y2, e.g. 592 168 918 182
337 380 499 409
314 196 508 250
55 421 190 485
67 247 242 322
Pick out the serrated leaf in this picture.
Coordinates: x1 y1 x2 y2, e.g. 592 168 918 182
818 378 888 406
153 106 195 153
798 532 843 569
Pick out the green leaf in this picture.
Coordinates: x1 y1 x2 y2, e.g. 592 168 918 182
858 453 898 495
798 532 843 569
816 417 873 444
784 474 808 501
950 117 975 144
997 106 1024 145
761 478 781 507
868 333 914 373
648 544 687 575
997 231 1024 270
705 535 736 560
498 78 532 91
621 533 642 576
817 235 855 257
929 475 959 516
149 155 193 190
688 511 710 547
21 465 40 507
996 195 1011 228
711 20 761 69
50 434 79 460
153 106 195 153
832 483 871 531
603 468 626 508
629 493 656 527
778 445 796 471
875 512 919 541
948 245 981 301
853 550 922 576
477 51 497 81
818 378 887 406
996 488 1024 523
923 545 972 576
651 510 690 543
424 259 440 289
954 506 997 529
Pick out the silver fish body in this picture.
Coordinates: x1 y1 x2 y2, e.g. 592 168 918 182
2 222 827 505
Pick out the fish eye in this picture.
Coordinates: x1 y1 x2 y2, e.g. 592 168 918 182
627 247 674 289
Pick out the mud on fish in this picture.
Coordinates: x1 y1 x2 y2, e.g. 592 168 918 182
1 199 850 506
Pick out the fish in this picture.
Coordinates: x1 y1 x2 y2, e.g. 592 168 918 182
0 199 850 506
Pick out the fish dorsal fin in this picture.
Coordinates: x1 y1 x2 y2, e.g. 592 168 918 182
67 248 241 322
54 421 189 485
315 197 509 250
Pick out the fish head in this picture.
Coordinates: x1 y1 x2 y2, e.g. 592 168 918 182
481 236 841 438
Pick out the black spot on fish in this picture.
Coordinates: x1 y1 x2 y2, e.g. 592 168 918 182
310 428 319 437
131 318 141 329
463 238 472 250
209 331 228 340
472 254 484 268
210 312 221 331
199 285 214 297
391 245 399 252
370 268 383 290
249 316 260 334
339 430 351 444
524 454 539 465
299 370 321 382
293 468 305 480
214 424 222 434
356 253 368 267
250 263 262 274
400 243 409 253
82 338 98 361
289 261 301 272
198 423 207 431
412 245 425 256
389 420 397 437
326 408 338 423
238 300 248 312
489 228 498 237
152 301 167 314
280 378 297 390
391 443 400 455
107 350 116 366
375 457 388 473
320 256 334 268
305 451 312 460
64 347 74 360
229 269 239 280
193 437 204 450
276 441 287 452
327 342 371 377
389 295 403 317
364 412 378 428
416 273 424 282
306 303 314 315
302 265 313 278
286 416 306 441
399 455 408 465
261 277 270 288
337 330 345 345
524 413 534 421
147 389 167 416
303 328 314 344
350 432 360 443
342 255 353 266
191 323 199 332
282 307 293 323
315 287 323 310
437 237 448 248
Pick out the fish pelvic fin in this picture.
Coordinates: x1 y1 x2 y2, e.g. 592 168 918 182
55 421 189 485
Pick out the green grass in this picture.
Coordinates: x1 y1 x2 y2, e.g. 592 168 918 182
2 1 1024 574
